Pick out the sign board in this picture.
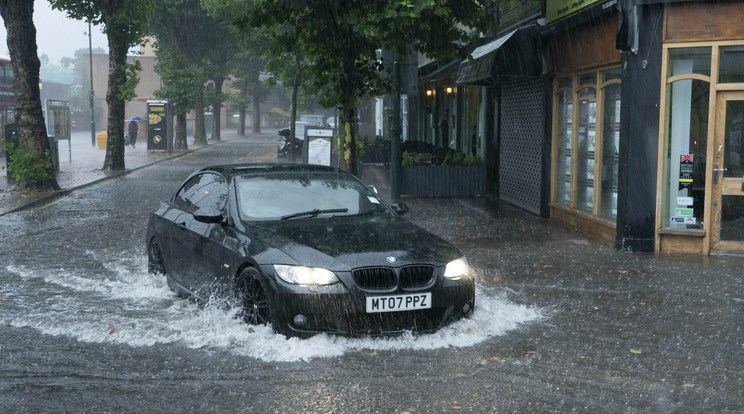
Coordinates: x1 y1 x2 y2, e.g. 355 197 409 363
46 100 71 163
546 0 606 23
147 100 168 151
303 127 333 166
678 153 694 191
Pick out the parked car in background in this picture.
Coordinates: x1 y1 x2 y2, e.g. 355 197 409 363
298 114 324 126
326 116 337 128
146 164 475 338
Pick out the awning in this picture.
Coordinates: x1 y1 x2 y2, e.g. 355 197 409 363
456 25 543 86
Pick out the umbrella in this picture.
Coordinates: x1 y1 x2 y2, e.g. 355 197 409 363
126 116 142 122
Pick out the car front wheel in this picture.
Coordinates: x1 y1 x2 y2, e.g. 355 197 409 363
236 268 274 327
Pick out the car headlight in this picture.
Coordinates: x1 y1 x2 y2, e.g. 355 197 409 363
274 265 340 286
444 257 470 280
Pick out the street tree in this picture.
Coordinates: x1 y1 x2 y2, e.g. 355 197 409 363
0 1 59 190
51 0 153 171
231 0 491 174
152 40 201 149
152 0 237 143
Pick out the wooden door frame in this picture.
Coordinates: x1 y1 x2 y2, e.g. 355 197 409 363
711 91 744 252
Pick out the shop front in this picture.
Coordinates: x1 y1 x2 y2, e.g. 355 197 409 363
547 9 623 243
655 2 744 255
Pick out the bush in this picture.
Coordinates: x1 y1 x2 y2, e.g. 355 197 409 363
402 151 413 166
5 143 54 185
441 150 465 166
463 153 483 166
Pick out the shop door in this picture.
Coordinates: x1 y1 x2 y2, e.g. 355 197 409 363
711 92 744 252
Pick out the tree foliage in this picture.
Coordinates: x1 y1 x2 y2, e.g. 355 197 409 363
225 0 492 174
152 0 237 143
51 0 153 171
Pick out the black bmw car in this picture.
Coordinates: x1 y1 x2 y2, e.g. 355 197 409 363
146 164 474 337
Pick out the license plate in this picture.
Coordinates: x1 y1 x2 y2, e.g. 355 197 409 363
366 293 432 313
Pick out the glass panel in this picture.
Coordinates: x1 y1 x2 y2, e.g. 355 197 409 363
723 100 744 178
662 79 709 229
719 46 744 83
579 72 596 86
555 89 572 207
668 47 711 77
603 68 622 82
576 87 596 213
599 83 621 220
558 76 572 89
720 195 744 242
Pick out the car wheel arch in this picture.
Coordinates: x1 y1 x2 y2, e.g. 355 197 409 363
147 236 167 275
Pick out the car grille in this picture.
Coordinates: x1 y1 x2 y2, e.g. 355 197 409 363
352 265 435 291
400 266 434 289
352 267 396 290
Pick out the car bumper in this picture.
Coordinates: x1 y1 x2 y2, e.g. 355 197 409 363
266 276 475 336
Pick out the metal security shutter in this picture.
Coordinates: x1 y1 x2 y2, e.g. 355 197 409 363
499 78 545 215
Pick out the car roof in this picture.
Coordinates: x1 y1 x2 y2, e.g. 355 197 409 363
197 163 343 178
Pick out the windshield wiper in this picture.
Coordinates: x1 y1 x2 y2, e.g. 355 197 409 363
352 207 389 217
280 208 349 220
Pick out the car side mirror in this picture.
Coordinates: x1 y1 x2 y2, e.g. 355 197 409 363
368 185 379 194
390 202 409 216
193 207 225 224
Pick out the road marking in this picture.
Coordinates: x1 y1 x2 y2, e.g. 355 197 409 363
35 198 63 210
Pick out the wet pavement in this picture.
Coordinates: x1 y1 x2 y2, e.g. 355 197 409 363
0 130 241 216
0 131 743 412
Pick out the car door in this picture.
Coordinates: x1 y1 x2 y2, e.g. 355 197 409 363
170 172 229 298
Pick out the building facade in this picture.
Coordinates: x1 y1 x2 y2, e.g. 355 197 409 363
415 0 744 255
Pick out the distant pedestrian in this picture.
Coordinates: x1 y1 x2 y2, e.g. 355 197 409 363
438 108 449 147
471 125 478 155
128 121 138 148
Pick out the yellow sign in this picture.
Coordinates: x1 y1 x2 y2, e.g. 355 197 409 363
546 0 606 23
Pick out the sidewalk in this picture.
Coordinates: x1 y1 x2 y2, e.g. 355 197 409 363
0 130 243 217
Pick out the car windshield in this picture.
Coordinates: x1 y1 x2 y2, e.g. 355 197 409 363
235 172 388 220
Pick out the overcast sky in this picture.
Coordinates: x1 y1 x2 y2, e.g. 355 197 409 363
0 2 109 63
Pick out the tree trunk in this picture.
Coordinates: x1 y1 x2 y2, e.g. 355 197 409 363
340 106 357 175
237 77 248 136
175 113 187 149
0 0 59 190
210 77 223 141
102 31 128 170
289 70 299 161
194 86 207 144
252 88 261 133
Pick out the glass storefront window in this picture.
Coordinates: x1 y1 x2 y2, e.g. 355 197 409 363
579 72 597 86
663 79 709 229
600 83 621 220
723 100 744 180
719 46 744 83
555 88 572 207
720 196 744 241
604 68 622 82
576 87 596 213
668 47 711 77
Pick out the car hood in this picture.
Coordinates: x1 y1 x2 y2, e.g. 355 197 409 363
246 216 461 270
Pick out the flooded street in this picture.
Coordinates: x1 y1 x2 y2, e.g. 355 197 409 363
1 135 742 412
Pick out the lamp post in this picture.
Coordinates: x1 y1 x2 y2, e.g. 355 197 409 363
88 20 95 147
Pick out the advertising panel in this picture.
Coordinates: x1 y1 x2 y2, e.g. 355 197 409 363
147 100 168 151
